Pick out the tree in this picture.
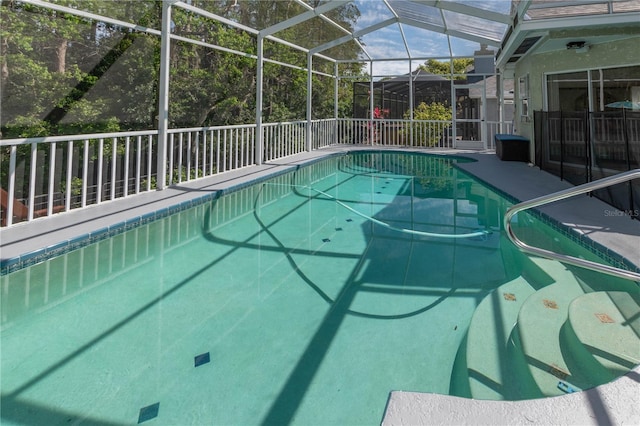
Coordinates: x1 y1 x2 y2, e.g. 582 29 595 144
1 0 161 137
1 0 365 135
403 102 452 147
420 58 473 80
0 0 367 216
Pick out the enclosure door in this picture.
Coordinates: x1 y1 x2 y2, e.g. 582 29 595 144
453 84 486 149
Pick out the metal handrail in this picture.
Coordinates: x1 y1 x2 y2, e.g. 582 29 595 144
504 169 640 282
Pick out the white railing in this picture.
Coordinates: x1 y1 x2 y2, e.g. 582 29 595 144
336 118 455 148
311 119 338 150
1 124 258 227
1 118 514 227
337 118 370 144
262 121 306 161
1 131 158 227
167 124 256 183
486 121 515 149
336 119 514 149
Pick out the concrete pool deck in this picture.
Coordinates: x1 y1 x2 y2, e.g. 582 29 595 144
1 145 638 425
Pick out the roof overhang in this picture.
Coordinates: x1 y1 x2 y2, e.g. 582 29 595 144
497 10 640 70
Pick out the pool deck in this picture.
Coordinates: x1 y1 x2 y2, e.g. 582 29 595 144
1 145 639 425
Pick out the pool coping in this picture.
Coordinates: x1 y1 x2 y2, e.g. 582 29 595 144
0 150 337 274
1 145 639 425
381 368 640 426
453 157 640 276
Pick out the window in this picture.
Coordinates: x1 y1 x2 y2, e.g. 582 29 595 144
546 71 588 111
546 65 640 111
592 66 640 111
519 74 529 120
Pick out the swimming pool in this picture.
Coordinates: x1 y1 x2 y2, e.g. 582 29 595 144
1 151 638 425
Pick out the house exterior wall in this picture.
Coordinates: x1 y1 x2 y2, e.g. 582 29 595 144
513 36 640 158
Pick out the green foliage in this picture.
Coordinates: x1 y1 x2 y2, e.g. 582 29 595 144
403 102 452 147
1 0 363 137
407 102 452 122
61 176 83 197
1 1 159 137
420 58 474 80
0 0 365 202
2 117 51 138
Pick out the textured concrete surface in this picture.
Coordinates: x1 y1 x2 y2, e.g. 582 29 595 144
457 153 640 270
382 368 640 426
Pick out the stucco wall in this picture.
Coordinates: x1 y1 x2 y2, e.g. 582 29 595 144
513 36 640 158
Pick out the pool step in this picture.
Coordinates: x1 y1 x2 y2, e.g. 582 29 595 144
515 259 596 397
456 250 639 401
464 276 540 400
515 254 640 397
458 246 559 401
565 291 640 380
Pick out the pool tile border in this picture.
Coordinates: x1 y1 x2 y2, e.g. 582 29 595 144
2 151 638 277
0 162 306 276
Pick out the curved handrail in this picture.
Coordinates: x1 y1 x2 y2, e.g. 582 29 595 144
504 169 640 282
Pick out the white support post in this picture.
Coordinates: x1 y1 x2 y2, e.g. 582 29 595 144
28 142 37 220
97 138 103 203
450 59 457 147
498 72 504 133
369 61 374 145
7 146 17 226
306 53 313 152
156 0 172 190
255 34 264 165
409 60 414 145
408 61 413 119
47 142 56 215
482 81 487 150
334 62 339 142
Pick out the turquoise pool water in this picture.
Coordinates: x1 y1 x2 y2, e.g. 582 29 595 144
1 152 635 425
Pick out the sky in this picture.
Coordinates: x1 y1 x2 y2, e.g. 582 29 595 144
351 0 510 76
